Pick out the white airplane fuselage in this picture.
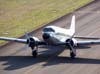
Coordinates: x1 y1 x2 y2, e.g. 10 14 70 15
42 26 77 46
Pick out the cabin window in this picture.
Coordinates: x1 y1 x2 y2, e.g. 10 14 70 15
43 28 55 32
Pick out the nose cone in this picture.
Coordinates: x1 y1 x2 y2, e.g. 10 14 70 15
43 33 50 40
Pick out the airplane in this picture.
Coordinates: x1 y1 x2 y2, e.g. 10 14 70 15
0 15 100 59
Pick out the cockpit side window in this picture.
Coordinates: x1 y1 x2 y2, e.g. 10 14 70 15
43 28 55 32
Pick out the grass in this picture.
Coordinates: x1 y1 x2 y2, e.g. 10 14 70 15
0 0 91 45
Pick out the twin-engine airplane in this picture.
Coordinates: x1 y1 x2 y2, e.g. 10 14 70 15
0 15 100 59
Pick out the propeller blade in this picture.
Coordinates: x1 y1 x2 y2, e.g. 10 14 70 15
68 33 75 42
67 43 76 55
25 32 30 39
25 32 31 45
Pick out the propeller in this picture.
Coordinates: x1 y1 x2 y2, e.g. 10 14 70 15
25 33 37 50
66 39 76 54
25 32 30 40
66 34 76 58
25 33 39 58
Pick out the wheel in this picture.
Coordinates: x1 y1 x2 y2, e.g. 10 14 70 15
70 52 76 59
32 50 37 58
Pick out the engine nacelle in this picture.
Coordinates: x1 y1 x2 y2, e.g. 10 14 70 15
32 37 40 41
72 38 77 46
66 38 77 46
27 37 40 49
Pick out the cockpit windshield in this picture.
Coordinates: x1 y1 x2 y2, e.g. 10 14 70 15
43 28 55 32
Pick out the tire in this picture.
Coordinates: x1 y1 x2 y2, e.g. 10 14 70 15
32 50 37 58
70 52 76 59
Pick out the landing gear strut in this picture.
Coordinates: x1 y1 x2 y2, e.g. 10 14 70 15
70 51 76 59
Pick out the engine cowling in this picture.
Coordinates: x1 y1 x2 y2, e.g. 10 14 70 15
66 38 77 46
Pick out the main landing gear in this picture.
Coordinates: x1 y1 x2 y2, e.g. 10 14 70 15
70 51 76 59
32 50 38 58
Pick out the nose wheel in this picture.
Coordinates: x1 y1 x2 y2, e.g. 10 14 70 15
32 50 37 58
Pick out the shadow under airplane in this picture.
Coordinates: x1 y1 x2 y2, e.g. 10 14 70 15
0 45 97 71
0 52 100 71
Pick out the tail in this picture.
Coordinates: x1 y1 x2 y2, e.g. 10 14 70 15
69 15 75 36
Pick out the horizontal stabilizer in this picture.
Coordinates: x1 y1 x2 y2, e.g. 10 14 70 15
74 36 100 40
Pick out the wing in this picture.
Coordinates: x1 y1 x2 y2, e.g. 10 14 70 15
52 39 100 46
77 40 100 46
0 37 46 45
0 37 27 44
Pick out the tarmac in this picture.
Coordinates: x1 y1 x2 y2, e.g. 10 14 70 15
0 0 100 74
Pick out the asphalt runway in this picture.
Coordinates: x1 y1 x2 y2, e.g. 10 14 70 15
0 0 100 74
